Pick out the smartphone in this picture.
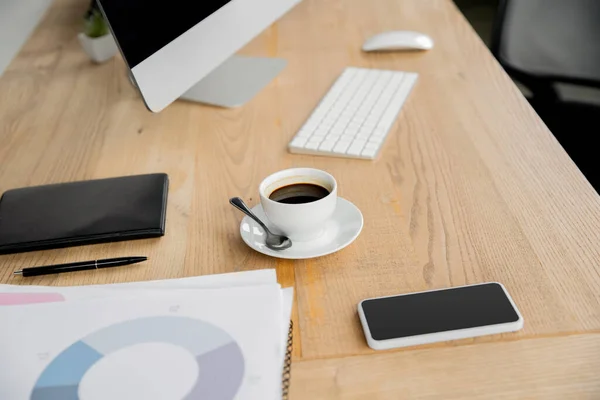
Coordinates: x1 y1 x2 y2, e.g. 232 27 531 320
358 282 523 350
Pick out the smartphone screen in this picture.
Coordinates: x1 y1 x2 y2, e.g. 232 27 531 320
360 283 520 340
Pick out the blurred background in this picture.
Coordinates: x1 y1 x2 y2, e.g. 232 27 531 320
456 0 600 192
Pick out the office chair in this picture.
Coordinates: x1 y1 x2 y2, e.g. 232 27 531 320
490 0 600 190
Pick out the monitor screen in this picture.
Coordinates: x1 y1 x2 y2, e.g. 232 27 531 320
99 1 232 68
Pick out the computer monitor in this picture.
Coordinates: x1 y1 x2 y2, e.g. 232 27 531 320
98 0 302 112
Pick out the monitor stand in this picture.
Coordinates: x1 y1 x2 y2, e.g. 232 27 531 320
179 55 287 108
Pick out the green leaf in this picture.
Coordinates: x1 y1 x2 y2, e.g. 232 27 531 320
84 10 109 38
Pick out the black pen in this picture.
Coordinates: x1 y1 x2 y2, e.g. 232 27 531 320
13 257 147 277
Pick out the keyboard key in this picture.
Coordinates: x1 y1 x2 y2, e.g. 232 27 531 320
340 134 355 144
345 126 359 135
319 140 337 152
303 122 321 133
378 111 397 131
296 129 312 138
346 121 361 130
329 128 345 137
362 120 377 129
333 141 351 153
352 139 367 148
337 115 351 124
347 141 365 156
372 127 387 137
361 147 379 158
290 137 307 148
305 141 321 150
368 136 384 145
333 120 347 128
313 127 330 137
358 127 372 136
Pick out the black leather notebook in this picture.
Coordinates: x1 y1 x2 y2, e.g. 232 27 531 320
0 174 168 254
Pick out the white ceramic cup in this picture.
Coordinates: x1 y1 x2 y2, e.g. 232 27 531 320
259 168 337 242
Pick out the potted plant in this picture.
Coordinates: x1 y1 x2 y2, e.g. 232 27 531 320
77 0 118 63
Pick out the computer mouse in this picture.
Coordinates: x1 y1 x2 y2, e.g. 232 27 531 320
362 31 434 52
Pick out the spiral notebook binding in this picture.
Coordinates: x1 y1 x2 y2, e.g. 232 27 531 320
282 321 293 400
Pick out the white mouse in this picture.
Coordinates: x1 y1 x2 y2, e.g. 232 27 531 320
362 31 434 52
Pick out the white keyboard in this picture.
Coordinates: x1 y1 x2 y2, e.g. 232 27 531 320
288 67 418 159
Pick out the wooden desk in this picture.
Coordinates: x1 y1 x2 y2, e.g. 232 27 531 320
1 0 600 397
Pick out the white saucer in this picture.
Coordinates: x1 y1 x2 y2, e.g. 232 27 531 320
239 197 363 259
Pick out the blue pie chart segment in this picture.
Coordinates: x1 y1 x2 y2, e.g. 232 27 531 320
30 316 245 400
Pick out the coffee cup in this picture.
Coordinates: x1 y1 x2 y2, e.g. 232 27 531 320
259 168 337 242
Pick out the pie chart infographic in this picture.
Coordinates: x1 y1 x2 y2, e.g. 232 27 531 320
30 316 245 400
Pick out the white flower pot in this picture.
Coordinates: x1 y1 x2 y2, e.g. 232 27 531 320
77 32 118 63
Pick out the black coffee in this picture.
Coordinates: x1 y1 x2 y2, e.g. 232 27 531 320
269 183 330 204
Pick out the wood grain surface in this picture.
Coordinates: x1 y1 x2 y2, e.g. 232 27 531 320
1 0 600 397
290 334 600 399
